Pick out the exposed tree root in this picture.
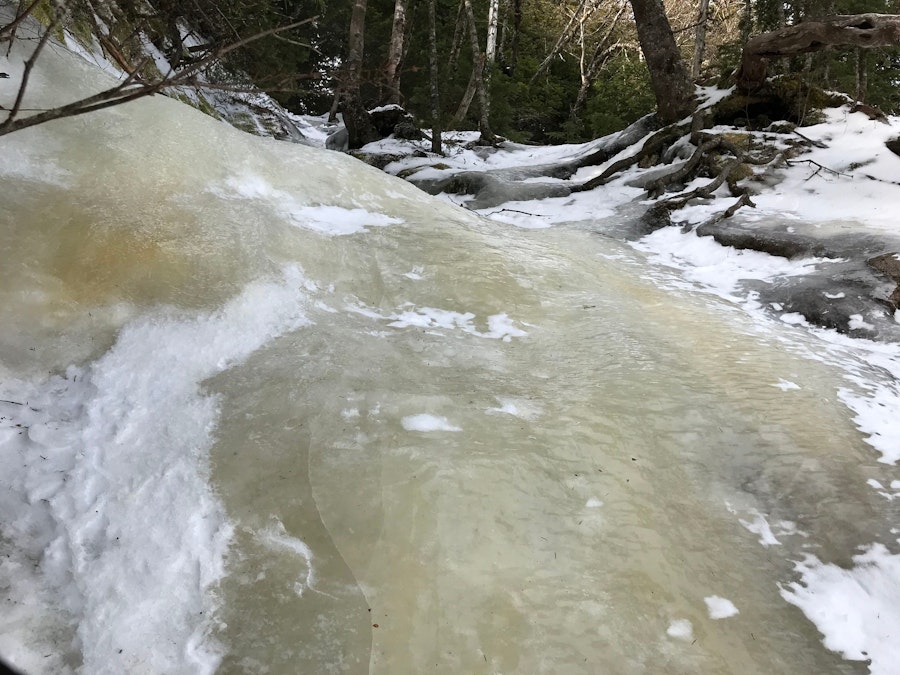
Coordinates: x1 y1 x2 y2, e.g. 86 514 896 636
571 122 690 192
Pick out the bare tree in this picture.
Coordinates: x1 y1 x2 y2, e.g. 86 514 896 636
570 2 627 121
0 1 315 138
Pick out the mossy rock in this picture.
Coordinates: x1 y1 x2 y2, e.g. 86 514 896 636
396 166 426 179
721 132 754 151
711 76 848 129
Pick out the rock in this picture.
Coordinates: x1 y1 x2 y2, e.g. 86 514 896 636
325 127 349 152
868 252 900 309
368 104 414 137
884 138 900 159
393 120 423 140
851 103 889 123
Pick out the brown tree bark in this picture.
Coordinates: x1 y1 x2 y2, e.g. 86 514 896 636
736 14 900 92
629 0 696 124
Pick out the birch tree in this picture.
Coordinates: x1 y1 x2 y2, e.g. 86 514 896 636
384 0 409 104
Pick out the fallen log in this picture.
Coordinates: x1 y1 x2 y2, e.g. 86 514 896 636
737 14 900 92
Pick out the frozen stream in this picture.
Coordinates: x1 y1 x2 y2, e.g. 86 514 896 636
2 35 900 675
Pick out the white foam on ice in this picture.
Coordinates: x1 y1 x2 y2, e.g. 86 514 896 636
0 267 310 674
401 414 462 432
212 174 403 235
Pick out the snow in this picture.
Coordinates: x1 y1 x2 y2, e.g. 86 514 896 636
401 414 462 432
211 174 404 235
704 596 740 619
666 619 694 641
0 268 310 674
347 302 529 341
781 545 900 673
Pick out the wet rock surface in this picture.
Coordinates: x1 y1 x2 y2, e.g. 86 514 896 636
694 219 900 340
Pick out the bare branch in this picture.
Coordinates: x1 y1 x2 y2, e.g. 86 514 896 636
0 12 318 138
1 6 59 132
0 0 43 42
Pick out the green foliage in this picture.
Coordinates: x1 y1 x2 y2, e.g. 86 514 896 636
582 54 655 139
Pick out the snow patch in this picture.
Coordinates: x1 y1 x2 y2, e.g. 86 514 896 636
704 596 739 619
212 174 403 235
666 619 694 641
401 414 462 432
781 545 900 674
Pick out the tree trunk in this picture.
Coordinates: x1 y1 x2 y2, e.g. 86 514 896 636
343 0 380 148
428 0 442 153
449 64 479 127
384 0 409 104
740 0 752 45
629 0 696 124
737 13 900 93
692 0 711 80
510 0 522 74
482 0 499 134
856 47 868 103
486 0 499 63
463 0 494 141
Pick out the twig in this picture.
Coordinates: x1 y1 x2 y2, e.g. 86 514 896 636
482 207 539 217
0 14 318 137
0 0 43 42
863 173 900 186
1 6 58 132
792 128 827 148
786 158 848 178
